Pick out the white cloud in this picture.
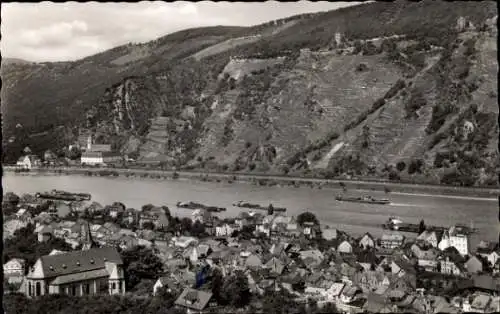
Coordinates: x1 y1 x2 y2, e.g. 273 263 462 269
1 2 362 62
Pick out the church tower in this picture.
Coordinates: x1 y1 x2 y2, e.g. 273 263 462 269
86 135 93 151
81 220 98 251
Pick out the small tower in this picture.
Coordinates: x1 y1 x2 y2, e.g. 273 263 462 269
81 220 98 251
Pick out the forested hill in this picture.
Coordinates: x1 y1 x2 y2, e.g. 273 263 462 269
2 1 498 187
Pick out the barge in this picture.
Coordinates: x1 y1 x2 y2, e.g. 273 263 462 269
335 195 391 205
232 201 287 212
176 201 226 213
36 189 91 201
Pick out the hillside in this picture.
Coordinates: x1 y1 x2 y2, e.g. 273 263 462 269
2 1 498 187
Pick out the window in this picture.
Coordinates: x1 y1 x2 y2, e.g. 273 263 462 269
112 282 116 290
28 283 32 296
72 286 77 296
35 282 41 296
84 283 90 295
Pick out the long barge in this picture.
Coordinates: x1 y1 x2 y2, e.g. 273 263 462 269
232 201 287 212
35 189 91 202
335 195 391 205
176 201 226 213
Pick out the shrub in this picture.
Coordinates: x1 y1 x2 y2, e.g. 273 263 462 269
408 159 424 174
355 63 368 72
396 161 406 172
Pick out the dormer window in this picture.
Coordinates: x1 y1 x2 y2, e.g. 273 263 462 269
49 266 54 271
103 258 107 261
76 261 80 266
90 259 95 264
62 264 67 269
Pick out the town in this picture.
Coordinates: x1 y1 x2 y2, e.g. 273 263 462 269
3 189 500 314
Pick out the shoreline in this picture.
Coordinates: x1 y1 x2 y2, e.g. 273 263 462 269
4 166 499 200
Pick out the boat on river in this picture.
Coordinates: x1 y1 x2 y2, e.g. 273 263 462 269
35 189 91 201
335 195 391 205
232 201 287 212
381 217 478 234
176 201 226 212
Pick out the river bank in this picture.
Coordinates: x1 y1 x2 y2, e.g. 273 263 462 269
4 166 499 199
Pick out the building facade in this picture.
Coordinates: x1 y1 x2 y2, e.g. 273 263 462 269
24 247 125 298
80 151 122 166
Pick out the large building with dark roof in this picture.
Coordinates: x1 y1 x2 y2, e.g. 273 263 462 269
25 247 125 298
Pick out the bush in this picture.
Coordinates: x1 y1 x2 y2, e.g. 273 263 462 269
408 159 424 174
396 161 406 172
355 63 368 72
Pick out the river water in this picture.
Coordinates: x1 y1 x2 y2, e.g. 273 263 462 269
3 173 498 249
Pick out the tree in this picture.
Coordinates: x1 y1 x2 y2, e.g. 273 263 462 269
262 289 300 314
191 220 206 237
120 245 164 291
142 204 154 212
297 212 319 226
210 268 224 304
3 224 73 270
396 161 406 172
419 219 426 234
142 221 155 230
220 271 251 308
4 192 20 206
180 217 193 234
66 146 81 160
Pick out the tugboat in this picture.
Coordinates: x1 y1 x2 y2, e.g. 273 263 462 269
335 195 391 205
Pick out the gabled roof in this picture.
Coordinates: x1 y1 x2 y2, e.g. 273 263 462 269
175 288 213 311
30 247 122 279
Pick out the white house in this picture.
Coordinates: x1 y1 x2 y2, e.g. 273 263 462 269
439 227 470 256
215 224 235 237
359 233 375 249
337 240 354 254
173 236 198 249
16 155 42 169
4 258 26 276
80 151 122 166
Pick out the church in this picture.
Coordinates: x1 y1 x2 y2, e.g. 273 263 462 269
24 221 126 298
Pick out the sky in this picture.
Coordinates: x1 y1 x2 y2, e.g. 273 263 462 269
1 1 362 63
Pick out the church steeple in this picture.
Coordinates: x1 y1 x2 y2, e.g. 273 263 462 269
81 220 98 251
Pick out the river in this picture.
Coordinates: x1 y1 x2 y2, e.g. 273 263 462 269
3 173 498 249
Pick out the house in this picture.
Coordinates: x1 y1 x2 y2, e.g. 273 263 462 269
173 236 198 249
35 224 54 242
302 222 321 239
322 228 340 241
215 223 235 237
255 222 271 237
476 244 500 267
174 288 214 313
245 254 263 268
416 230 442 248
43 150 57 164
192 209 212 224
380 233 405 249
359 233 375 249
24 247 125 298
439 227 470 256
4 258 26 278
338 240 354 254
465 255 488 274
340 285 363 304
265 256 286 275
411 244 439 272
80 151 122 166
463 293 499 313
153 276 174 296
16 155 42 169
439 248 467 277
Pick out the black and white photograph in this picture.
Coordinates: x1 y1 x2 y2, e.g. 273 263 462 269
1 1 499 313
